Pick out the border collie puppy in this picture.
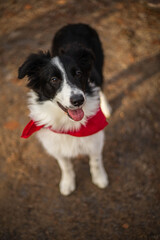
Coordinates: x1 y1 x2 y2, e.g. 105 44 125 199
18 23 111 195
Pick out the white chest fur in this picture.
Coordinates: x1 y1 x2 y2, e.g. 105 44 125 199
37 128 104 159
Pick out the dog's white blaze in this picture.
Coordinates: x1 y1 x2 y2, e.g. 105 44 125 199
51 57 85 108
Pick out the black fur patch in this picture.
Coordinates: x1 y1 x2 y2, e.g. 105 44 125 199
52 23 104 87
18 51 63 100
59 48 94 93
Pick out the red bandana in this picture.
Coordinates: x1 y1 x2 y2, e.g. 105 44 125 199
21 108 108 138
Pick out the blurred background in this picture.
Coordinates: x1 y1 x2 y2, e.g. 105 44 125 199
0 0 160 239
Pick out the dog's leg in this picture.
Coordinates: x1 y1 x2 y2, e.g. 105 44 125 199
89 153 109 188
57 157 75 196
100 91 112 118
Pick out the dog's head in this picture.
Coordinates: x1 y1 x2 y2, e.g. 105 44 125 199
18 48 95 121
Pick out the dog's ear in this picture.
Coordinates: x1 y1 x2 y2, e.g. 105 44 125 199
18 51 51 79
74 48 95 73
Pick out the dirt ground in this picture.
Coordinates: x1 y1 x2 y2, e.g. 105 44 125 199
0 0 160 239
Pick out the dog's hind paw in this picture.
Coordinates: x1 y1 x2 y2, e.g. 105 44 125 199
59 176 76 196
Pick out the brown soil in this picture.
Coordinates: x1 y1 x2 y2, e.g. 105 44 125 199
0 1 160 239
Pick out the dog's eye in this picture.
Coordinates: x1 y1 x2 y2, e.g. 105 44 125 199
75 70 82 77
50 77 59 84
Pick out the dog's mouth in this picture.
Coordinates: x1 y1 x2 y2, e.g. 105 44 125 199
57 102 84 121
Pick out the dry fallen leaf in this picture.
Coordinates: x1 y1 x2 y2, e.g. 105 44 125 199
4 121 20 130
122 223 129 229
57 0 66 5
24 4 32 10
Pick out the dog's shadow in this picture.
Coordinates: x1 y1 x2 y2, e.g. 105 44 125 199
105 53 160 112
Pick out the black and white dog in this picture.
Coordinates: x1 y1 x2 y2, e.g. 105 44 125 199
18 23 111 195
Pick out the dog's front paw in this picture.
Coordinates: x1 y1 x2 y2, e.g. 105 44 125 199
59 175 76 196
92 170 109 189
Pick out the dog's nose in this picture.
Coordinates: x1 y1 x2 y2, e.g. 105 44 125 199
70 94 84 107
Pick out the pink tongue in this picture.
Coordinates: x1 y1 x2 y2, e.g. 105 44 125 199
68 108 84 121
